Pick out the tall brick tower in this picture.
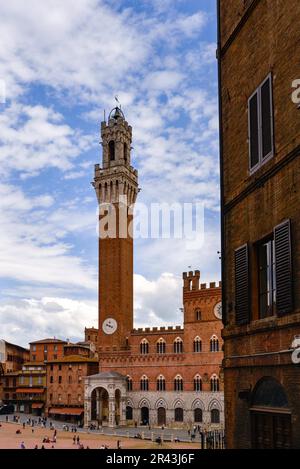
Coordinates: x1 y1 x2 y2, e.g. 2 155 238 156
93 106 139 353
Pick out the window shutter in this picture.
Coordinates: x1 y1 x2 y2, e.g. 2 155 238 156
235 244 250 325
274 220 293 316
261 76 273 159
249 92 259 169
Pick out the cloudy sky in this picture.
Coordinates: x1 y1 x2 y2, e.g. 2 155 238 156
0 0 220 347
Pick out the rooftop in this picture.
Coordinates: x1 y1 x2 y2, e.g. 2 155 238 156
29 338 67 345
88 371 125 380
46 355 98 364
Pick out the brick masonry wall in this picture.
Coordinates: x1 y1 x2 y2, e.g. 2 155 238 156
96 277 224 425
220 0 300 449
46 361 98 410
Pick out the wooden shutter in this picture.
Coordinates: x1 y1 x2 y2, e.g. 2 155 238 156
261 76 273 159
249 92 259 169
235 244 250 325
274 220 293 316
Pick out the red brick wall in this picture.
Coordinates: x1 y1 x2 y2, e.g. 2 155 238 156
30 341 66 363
219 0 300 449
98 277 223 393
46 360 98 409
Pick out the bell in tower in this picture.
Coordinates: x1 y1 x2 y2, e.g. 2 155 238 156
100 106 132 171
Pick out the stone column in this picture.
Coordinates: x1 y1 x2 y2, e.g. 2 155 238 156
84 397 91 428
108 397 115 428
120 397 126 426
96 389 101 423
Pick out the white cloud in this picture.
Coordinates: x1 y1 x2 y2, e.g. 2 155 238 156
0 297 97 347
0 0 151 104
0 183 97 292
0 0 221 346
143 71 184 92
134 272 182 327
0 103 94 177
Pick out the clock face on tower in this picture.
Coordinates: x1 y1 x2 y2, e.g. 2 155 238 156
102 318 118 335
214 302 222 320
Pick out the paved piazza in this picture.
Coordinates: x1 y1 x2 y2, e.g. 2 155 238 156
0 418 200 450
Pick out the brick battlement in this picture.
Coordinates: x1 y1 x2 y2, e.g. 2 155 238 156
132 325 184 334
183 270 221 292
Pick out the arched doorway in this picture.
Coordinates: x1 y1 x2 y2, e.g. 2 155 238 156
141 407 149 425
194 408 203 423
174 407 184 422
126 406 133 420
157 407 166 426
91 387 109 424
211 408 220 424
251 377 291 449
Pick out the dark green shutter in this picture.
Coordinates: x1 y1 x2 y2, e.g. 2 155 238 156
235 244 250 325
274 220 293 316
261 76 273 159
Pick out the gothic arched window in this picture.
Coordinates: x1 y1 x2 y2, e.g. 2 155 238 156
210 335 219 352
157 338 166 354
126 376 133 391
174 375 184 392
195 309 201 321
173 337 183 354
140 375 149 391
210 375 220 392
140 339 149 355
193 336 202 353
194 374 202 392
156 375 166 391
